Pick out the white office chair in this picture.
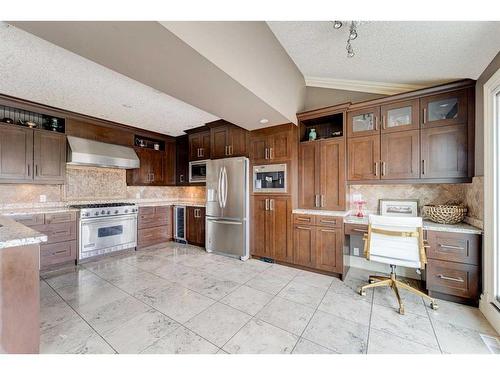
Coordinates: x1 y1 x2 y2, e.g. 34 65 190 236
358 214 438 314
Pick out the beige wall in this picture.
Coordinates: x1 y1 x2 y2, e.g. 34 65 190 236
475 51 500 176
303 87 385 111
0 165 205 208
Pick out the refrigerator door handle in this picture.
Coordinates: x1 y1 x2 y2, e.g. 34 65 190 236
222 166 228 208
209 220 242 225
218 167 224 208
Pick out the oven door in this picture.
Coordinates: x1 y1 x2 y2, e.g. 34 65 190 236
189 160 207 183
79 214 137 260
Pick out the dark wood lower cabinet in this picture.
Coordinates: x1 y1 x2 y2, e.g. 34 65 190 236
137 206 173 249
251 196 292 262
186 206 206 247
293 214 344 275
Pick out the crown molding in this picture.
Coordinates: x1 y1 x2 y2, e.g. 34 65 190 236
304 76 427 95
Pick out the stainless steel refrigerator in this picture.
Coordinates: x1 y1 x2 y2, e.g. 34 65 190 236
205 156 249 260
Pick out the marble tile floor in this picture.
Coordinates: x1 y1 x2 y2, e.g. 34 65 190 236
39 242 499 354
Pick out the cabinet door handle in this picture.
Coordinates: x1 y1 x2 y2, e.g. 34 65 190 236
374 116 378 130
422 160 426 175
438 244 465 251
437 274 464 283
27 164 30 177
314 194 319 207
265 198 269 211
200 148 204 157
374 162 379 176
180 174 184 183
382 115 386 129
382 161 386 176
229 145 233 155
265 148 269 160
423 108 427 124
150 173 155 182
35 164 38 176
270 199 274 211
269 147 273 159
321 195 325 207
224 145 228 156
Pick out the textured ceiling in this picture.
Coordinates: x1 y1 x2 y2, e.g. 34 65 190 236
267 21 500 85
0 22 218 136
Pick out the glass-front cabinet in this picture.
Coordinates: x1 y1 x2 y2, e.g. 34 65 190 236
380 99 419 133
347 106 380 137
420 89 468 128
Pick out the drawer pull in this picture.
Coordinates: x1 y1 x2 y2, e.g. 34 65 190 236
352 228 367 233
296 226 312 230
438 244 465 251
437 274 464 283
296 217 311 221
320 220 337 224
53 230 69 235
53 250 68 255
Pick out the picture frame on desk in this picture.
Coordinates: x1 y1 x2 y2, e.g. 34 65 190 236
378 199 419 217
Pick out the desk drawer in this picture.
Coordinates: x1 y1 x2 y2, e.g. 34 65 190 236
45 211 77 224
427 231 480 265
426 259 479 300
344 223 368 236
10 213 44 226
40 240 77 268
138 226 171 248
31 221 77 244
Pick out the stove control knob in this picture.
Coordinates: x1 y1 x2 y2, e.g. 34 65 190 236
107 210 111 215
94 212 99 216
114 210 119 214
101 210 106 214
125 209 129 213
85 212 90 217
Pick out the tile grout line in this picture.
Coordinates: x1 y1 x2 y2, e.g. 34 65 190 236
424 303 444 353
365 282 376 354
291 276 335 353
40 277 119 354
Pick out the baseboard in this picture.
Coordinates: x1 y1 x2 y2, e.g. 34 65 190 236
344 255 422 280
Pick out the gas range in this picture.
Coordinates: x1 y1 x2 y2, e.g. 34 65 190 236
69 202 138 219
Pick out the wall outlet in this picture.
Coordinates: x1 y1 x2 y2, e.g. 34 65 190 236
39 195 47 203
353 247 360 256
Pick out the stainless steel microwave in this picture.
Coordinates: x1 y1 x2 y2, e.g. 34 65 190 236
189 160 208 183
253 164 287 193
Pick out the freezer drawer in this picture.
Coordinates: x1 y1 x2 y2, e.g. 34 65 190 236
206 218 248 260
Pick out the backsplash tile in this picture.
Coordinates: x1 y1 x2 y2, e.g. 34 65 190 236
64 165 127 200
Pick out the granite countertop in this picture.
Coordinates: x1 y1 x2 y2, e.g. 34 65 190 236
135 200 206 208
292 209 350 217
0 216 47 250
0 207 79 216
343 215 482 235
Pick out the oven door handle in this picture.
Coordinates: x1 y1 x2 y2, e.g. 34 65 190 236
80 214 138 223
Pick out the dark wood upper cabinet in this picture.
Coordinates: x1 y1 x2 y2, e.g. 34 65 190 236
188 130 210 161
0 124 33 182
33 130 66 183
347 135 380 181
421 89 468 129
347 106 380 138
421 124 468 179
249 125 293 164
176 135 189 185
298 138 346 210
186 206 205 247
127 146 175 186
380 130 420 180
298 141 319 209
381 99 419 133
319 139 346 210
208 121 248 159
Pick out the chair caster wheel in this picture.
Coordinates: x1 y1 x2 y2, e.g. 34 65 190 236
399 306 405 315
358 288 366 296
430 301 439 310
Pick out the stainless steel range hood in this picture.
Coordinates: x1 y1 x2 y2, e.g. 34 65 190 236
67 136 140 169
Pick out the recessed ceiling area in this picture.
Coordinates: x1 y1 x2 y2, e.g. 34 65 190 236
0 22 218 136
268 21 500 88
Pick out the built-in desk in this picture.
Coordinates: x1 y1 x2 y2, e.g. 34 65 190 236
343 216 482 306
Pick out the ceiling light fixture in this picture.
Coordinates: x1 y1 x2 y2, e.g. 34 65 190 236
259 118 269 124
332 21 360 58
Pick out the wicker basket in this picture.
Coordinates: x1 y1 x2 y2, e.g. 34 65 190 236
423 204 467 224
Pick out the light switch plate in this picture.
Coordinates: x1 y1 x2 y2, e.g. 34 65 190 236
39 195 47 203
